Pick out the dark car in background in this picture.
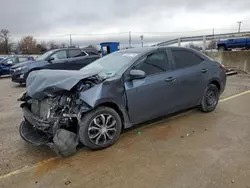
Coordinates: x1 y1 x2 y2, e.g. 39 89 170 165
10 48 99 84
217 38 250 51
0 55 34 77
18 46 226 156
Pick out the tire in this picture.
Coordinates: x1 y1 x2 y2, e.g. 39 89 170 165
199 84 219 113
78 106 122 150
218 46 226 51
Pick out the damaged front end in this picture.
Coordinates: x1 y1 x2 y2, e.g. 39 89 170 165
19 72 102 156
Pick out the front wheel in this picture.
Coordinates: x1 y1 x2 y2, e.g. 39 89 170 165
199 84 219 113
78 106 122 150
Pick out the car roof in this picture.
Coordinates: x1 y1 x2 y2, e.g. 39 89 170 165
119 47 159 54
117 46 206 58
48 48 82 52
118 46 190 54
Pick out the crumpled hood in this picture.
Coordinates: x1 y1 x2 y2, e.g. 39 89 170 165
26 68 102 99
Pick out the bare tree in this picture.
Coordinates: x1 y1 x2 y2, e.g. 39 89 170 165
18 36 38 54
0 29 12 54
185 42 202 51
87 44 98 51
36 41 48 53
48 41 59 50
208 40 217 50
60 43 67 48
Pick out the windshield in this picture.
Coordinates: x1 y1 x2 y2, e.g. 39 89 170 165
81 51 138 77
36 50 56 61
0 58 5 64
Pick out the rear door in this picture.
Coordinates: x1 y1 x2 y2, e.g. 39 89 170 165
124 49 178 123
65 49 93 70
169 48 208 109
228 38 247 48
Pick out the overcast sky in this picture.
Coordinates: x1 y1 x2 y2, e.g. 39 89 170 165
2 0 250 46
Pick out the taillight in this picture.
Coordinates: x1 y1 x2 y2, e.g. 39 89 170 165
220 64 226 70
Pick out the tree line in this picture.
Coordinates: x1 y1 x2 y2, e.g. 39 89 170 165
0 29 218 55
0 29 70 55
185 41 217 51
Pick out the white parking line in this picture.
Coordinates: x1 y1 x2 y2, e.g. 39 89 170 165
220 90 250 102
1 89 250 180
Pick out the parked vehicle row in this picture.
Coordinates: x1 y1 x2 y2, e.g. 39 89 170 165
0 55 34 77
18 46 227 156
10 48 100 84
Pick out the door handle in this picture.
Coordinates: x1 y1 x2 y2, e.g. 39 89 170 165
201 68 208 73
164 77 176 82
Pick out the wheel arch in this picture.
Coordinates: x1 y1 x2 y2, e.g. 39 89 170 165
208 79 221 92
217 44 226 51
94 101 132 129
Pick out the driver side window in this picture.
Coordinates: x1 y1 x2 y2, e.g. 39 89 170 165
134 51 168 75
50 50 67 60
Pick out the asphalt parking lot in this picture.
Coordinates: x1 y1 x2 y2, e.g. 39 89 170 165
1 75 250 188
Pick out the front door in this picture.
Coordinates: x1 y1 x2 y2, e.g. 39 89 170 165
124 50 177 124
45 50 68 70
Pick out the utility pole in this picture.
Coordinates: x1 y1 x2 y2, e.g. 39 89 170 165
140 35 144 47
69 33 72 47
212 28 214 36
129 31 131 48
237 21 242 33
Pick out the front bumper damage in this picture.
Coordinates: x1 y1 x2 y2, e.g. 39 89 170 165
18 68 126 156
20 106 79 156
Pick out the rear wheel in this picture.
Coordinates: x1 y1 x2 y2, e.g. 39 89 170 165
199 84 219 113
218 46 226 51
78 106 122 150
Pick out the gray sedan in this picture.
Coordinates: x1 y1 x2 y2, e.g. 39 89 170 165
19 46 226 156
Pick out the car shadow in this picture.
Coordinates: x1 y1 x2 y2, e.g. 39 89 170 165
123 107 197 133
0 75 11 79
12 83 26 88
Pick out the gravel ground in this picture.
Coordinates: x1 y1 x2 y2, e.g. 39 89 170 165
0 74 250 188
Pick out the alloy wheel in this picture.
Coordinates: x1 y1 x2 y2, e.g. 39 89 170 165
205 88 217 107
88 114 117 145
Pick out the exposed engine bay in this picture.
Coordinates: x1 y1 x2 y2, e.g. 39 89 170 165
19 75 103 156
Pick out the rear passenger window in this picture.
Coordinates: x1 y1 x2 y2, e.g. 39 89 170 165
135 51 168 75
81 51 87 56
172 49 204 69
68 49 82 58
18 57 28 62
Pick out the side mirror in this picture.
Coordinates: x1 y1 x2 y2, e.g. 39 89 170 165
47 57 55 63
129 69 146 80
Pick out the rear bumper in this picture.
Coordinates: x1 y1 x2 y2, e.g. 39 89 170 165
220 72 227 95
